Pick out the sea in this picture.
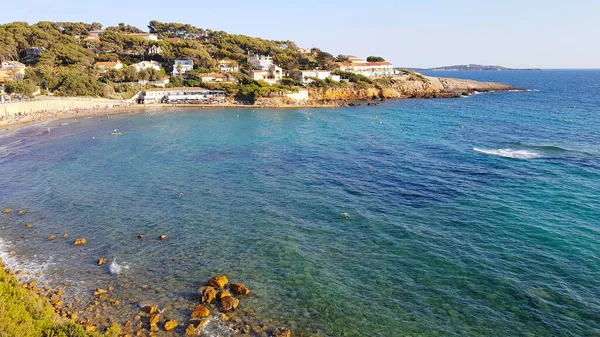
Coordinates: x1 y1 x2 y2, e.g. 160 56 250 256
0 70 599 337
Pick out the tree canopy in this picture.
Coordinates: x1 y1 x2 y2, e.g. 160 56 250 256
367 56 385 62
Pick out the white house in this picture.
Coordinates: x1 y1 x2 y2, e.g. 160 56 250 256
217 60 239 73
148 45 162 55
198 73 232 83
247 55 273 70
142 87 225 104
132 61 162 72
95 61 124 73
0 61 26 82
127 33 159 41
335 57 395 78
297 70 341 84
249 65 283 84
172 59 193 76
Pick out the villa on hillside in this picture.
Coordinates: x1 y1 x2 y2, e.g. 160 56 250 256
132 60 162 72
297 70 341 84
217 60 239 73
334 56 395 77
247 55 273 70
298 47 312 54
198 73 233 83
172 59 193 76
95 61 123 73
249 65 283 85
0 60 27 83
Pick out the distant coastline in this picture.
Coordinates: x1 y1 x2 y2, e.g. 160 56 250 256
404 64 541 72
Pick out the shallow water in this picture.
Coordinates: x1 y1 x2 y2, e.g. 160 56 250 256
1 70 600 336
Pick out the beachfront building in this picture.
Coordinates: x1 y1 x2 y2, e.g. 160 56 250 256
172 59 193 76
297 70 341 84
132 60 162 72
95 61 124 74
126 33 159 41
247 55 273 70
249 65 283 85
217 60 239 73
141 87 226 104
334 57 395 78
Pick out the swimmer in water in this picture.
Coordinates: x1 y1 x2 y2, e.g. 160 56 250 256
178 192 185 198
341 212 350 219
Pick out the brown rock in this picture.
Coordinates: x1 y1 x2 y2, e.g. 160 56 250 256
207 275 228 288
2 208 12 214
51 299 63 308
84 322 97 332
63 233 69 238
159 234 168 240
48 235 56 240
150 323 159 332
229 282 251 295
25 223 32 229
138 234 145 239
164 319 178 331
18 209 26 215
73 238 87 246
191 304 210 318
219 296 239 312
216 290 232 300
15 270 24 275
97 257 107 266
93 288 108 297
201 286 217 304
70 312 78 321
185 324 199 336
219 313 229 321
272 327 292 337
149 313 160 325
144 305 159 314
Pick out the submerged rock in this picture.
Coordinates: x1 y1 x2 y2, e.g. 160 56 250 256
63 233 69 238
17 209 26 215
230 282 251 295
201 286 217 304
138 234 145 239
2 208 12 214
48 235 56 240
219 296 239 312
25 224 32 229
191 304 210 318
159 234 168 240
272 327 292 337
164 319 178 331
207 275 229 288
97 258 107 266
73 238 87 246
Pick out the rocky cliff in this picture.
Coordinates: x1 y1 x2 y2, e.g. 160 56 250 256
308 75 519 102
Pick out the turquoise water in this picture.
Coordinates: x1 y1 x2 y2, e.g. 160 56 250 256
1 70 599 336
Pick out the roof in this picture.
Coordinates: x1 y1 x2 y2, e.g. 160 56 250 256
251 70 269 73
301 70 330 73
95 61 120 67
134 61 161 65
335 61 392 67
127 33 155 36
199 73 226 78
145 87 208 92
2 61 26 68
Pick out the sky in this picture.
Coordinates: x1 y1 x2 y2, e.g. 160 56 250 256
1 0 599 69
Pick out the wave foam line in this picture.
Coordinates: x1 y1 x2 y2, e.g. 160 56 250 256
473 147 541 159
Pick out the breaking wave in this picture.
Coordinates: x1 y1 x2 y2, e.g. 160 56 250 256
109 258 129 275
473 147 541 159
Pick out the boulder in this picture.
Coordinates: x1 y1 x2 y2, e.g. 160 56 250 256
2 208 12 214
229 282 251 295
159 234 168 240
144 305 159 314
48 235 56 240
191 304 210 318
73 238 87 246
138 234 145 239
97 258 107 266
149 313 160 325
93 288 108 297
63 233 69 238
150 323 159 332
18 209 26 215
219 313 229 321
25 224 32 228
272 327 292 337
201 286 217 304
207 275 228 288
216 290 232 300
185 324 198 336
164 319 178 331
219 296 239 312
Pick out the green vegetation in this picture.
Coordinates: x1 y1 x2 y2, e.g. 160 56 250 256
332 70 373 85
366 56 385 62
0 262 120 337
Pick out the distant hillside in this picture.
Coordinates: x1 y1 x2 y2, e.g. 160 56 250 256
405 64 540 71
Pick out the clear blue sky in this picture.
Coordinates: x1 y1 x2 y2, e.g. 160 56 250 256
2 0 599 68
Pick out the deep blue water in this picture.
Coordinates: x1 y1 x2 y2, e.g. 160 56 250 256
1 70 599 336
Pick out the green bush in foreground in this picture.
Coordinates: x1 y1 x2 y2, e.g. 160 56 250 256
0 263 119 337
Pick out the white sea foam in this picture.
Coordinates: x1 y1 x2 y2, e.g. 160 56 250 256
0 236 52 281
473 147 541 159
109 258 129 275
